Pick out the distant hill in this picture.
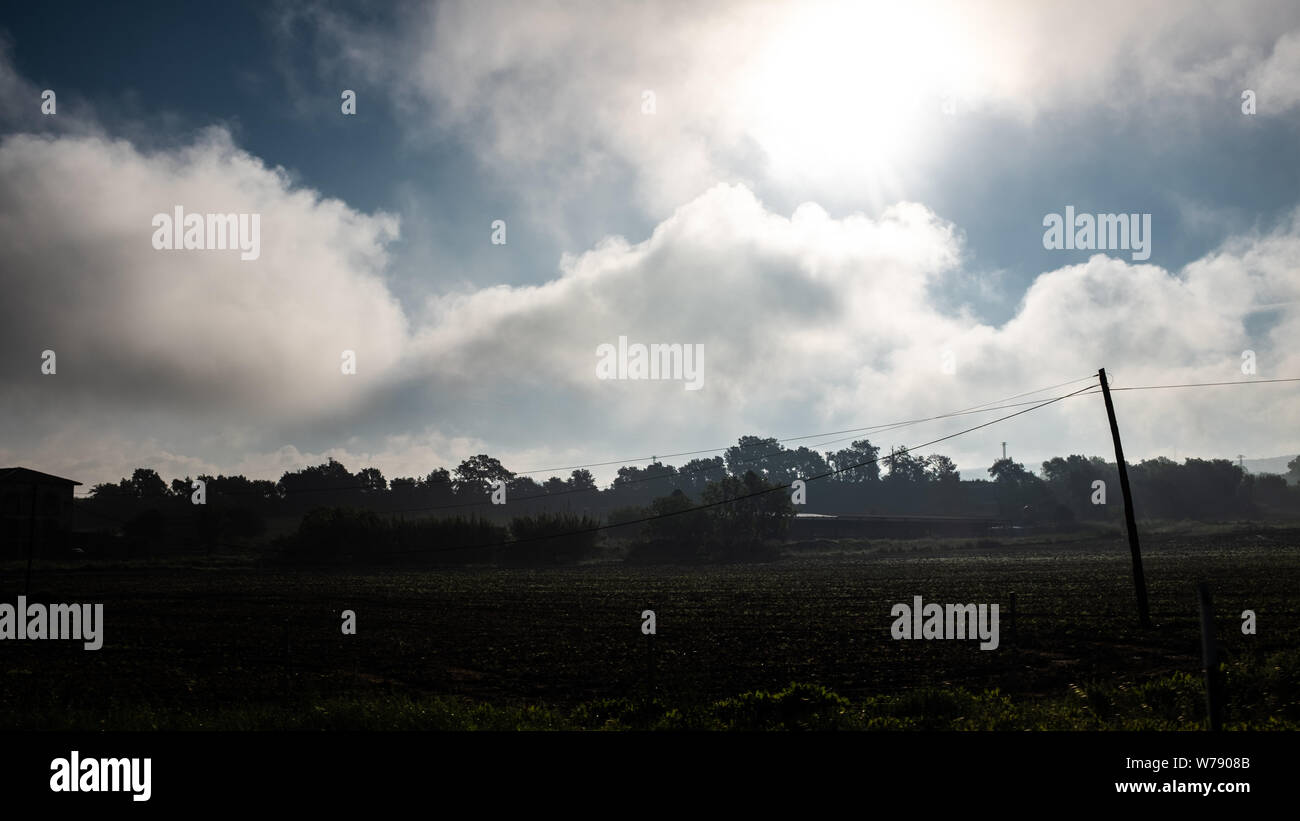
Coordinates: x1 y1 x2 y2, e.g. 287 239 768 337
1241 454 1298 481
956 454 1300 484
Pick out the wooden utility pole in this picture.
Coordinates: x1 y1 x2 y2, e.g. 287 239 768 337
1098 369 1151 628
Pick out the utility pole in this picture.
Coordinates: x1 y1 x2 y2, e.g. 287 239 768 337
1002 442 1007 460
1098 368 1151 628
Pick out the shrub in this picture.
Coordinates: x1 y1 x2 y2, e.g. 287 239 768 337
498 512 600 566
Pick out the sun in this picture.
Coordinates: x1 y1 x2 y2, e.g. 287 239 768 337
737 1 974 201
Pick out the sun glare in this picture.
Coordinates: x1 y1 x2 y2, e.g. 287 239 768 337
740 1 972 198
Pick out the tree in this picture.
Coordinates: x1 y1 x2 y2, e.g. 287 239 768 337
568 469 597 491
677 456 726 496
1252 473 1291 507
701 470 793 558
1041 455 1115 519
1287 455 1300 485
926 454 960 483
507 475 544 497
825 439 881 483
771 446 829 484
423 468 452 488
611 461 677 497
355 467 387 494
988 457 1051 520
128 468 169 499
644 489 708 545
89 481 131 500
453 455 515 497
885 447 929 484
279 458 355 497
724 435 783 479
988 457 1033 485
390 477 419 497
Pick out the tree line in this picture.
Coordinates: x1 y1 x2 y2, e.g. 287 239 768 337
76 441 1300 562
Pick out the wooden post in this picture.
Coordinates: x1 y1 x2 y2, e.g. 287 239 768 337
647 632 655 699
1009 592 1017 646
643 606 657 703
1098 368 1151 628
1197 583 1224 731
23 482 38 596
282 617 292 693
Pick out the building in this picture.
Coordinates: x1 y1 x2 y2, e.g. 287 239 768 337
789 512 1005 540
0 467 81 560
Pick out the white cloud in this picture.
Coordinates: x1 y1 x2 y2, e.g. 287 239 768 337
2 125 1297 488
389 183 1299 483
299 0 1300 227
0 128 407 421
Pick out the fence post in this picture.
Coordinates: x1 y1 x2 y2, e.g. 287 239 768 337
24 482 38 596
1197 583 1224 731
1009 592 1017 646
282 616 293 692
646 624 656 701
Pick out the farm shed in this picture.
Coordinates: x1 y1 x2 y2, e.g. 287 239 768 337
0 467 81 559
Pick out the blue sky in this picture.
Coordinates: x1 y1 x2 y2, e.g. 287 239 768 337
3 0 1300 488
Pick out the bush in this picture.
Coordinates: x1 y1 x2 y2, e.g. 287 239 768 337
293 506 384 562
606 506 649 540
498 512 600 566
276 507 506 566
712 682 852 730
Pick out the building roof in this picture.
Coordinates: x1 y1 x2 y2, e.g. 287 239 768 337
0 467 82 486
797 512 1003 524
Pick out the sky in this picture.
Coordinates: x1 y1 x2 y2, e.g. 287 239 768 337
2 0 1299 490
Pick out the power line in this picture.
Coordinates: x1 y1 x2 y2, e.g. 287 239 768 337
318 382 1106 515
518 373 1100 474
62 372 1300 501
66 372 1295 560
420 381 1100 554
1108 376 1300 392
78 380 1097 556
75 375 1101 502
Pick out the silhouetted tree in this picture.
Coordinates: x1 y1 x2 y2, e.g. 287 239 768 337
926 454 960 483
724 435 784 479
825 439 881 482
702 470 793 559
126 468 169 499
567 469 597 491
424 468 452 488
355 467 387 494
677 456 726 496
885 447 929 484
453 455 514 497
